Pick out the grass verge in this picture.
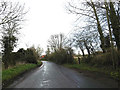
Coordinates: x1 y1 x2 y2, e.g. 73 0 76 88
63 63 120 81
2 61 42 87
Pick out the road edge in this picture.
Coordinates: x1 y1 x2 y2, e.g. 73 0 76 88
2 62 43 88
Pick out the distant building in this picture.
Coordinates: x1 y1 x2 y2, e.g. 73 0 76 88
40 55 45 60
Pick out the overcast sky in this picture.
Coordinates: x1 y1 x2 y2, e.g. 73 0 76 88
9 0 77 54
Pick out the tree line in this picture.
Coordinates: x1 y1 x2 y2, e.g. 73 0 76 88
45 33 74 64
46 0 120 69
65 0 120 69
0 1 43 69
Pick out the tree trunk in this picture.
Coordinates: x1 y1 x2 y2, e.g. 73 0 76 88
79 46 85 57
4 61 8 69
90 0 106 53
109 2 120 51
84 41 90 56
90 42 95 55
81 49 85 57
104 1 115 69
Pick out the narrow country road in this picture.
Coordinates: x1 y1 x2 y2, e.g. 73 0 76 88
9 61 118 88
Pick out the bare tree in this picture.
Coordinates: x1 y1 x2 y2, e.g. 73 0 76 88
0 1 26 26
48 33 67 52
36 45 44 57
0 1 27 69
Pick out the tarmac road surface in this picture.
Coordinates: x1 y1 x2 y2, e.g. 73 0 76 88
8 61 118 88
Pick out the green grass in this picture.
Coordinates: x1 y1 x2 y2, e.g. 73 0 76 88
2 61 42 82
64 63 100 72
37 61 42 66
63 63 120 80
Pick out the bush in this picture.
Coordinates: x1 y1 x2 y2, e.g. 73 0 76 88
2 46 42 69
88 49 120 68
25 48 38 64
90 53 112 66
110 71 119 80
47 48 74 64
81 56 92 64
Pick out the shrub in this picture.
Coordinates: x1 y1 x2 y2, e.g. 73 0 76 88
89 49 120 68
47 48 74 64
25 48 38 64
81 56 92 64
